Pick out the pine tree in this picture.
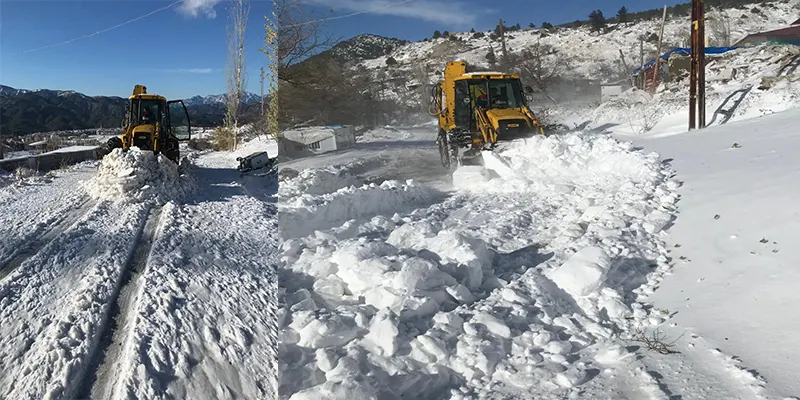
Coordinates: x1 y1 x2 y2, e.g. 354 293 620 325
541 22 553 29
433 30 442 39
588 10 606 32
485 46 497 67
617 6 629 23
529 22 536 28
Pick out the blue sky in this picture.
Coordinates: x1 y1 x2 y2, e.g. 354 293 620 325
2 0 688 99
301 0 688 43
2 0 273 99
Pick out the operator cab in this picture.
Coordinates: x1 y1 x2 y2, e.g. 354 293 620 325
452 77 529 133
108 84 192 163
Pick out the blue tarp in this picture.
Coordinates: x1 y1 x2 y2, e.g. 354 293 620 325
632 46 741 74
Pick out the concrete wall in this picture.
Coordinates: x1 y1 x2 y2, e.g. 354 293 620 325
0 146 102 173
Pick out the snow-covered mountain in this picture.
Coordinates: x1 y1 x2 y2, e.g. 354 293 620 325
320 0 797 109
183 91 262 106
323 33 409 64
0 85 265 135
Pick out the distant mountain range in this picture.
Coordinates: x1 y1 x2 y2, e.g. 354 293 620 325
0 85 264 136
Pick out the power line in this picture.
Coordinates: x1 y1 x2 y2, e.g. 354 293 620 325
282 0 418 28
13 0 184 55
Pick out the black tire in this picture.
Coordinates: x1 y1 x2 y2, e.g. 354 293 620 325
163 138 180 164
107 136 123 151
437 131 451 169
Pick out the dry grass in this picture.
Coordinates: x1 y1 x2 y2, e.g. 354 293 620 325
211 126 236 151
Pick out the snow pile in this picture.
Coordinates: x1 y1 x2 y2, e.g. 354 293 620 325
83 148 195 205
278 165 362 199
278 179 442 238
279 131 680 398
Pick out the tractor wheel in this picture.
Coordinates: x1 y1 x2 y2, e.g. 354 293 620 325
437 130 452 169
107 136 123 151
163 138 180 164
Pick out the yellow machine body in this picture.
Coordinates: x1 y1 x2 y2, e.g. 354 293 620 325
429 61 544 168
107 85 193 163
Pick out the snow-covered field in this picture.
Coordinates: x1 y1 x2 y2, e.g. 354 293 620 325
622 107 800 397
0 136 279 399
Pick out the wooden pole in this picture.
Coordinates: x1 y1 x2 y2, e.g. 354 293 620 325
650 5 668 92
639 38 644 89
260 66 265 116
619 48 632 85
698 0 706 128
499 18 509 72
689 0 698 130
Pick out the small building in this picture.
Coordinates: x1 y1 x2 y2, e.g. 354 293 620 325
277 125 356 159
632 47 739 91
734 25 800 47
600 85 623 101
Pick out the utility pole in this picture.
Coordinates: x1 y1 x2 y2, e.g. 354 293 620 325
650 5 668 92
698 0 706 128
260 66 265 116
499 18 509 72
689 0 706 130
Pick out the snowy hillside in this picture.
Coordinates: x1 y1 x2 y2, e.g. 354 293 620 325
324 33 409 64
330 1 798 112
582 43 800 134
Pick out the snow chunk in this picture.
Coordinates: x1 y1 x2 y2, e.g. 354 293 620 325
547 247 611 297
452 166 493 189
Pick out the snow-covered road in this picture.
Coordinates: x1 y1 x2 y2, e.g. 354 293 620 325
277 127 755 399
0 137 279 399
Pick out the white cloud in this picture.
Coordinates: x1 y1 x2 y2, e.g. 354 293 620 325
301 0 482 28
176 0 222 18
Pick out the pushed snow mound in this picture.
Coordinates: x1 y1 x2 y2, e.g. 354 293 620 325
279 131 682 399
278 165 362 199
83 148 196 205
279 179 443 239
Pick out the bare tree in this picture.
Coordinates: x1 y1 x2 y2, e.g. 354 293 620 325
261 0 343 134
272 0 339 86
509 39 571 104
263 0 279 140
224 0 250 150
412 64 431 112
707 7 732 47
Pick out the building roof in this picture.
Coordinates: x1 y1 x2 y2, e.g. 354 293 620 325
755 24 800 36
282 127 335 145
733 25 800 46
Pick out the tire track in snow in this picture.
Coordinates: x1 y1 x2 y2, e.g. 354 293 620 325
76 204 165 400
0 196 96 281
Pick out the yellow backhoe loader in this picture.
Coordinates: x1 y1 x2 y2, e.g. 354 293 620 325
429 61 545 169
107 85 192 163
